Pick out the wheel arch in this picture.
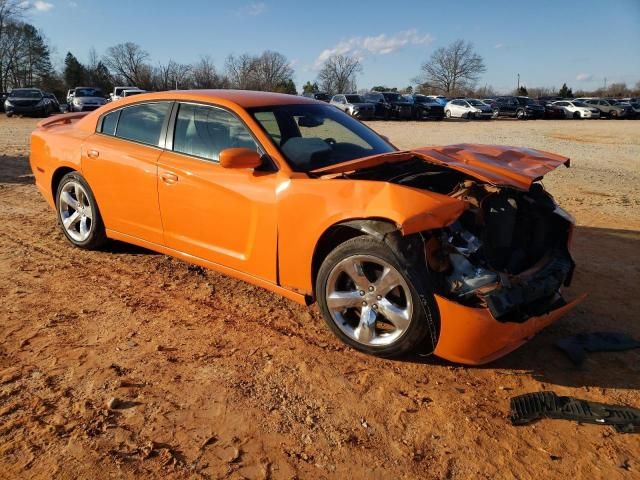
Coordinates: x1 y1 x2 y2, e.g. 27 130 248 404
51 166 77 201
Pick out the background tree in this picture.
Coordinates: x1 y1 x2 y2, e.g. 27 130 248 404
316 54 362 95
103 42 151 87
418 39 486 95
274 78 296 94
63 52 86 88
253 50 294 91
302 81 318 93
191 56 227 89
517 85 528 96
558 83 573 98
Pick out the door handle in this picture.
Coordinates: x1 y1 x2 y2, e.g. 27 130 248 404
87 149 99 158
161 172 178 184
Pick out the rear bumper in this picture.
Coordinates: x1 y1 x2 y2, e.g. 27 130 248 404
433 293 586 365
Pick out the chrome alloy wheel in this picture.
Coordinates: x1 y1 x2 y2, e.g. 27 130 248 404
58 180 93 242
325 255 413 347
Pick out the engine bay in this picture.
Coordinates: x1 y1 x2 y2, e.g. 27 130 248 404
344 158 575 321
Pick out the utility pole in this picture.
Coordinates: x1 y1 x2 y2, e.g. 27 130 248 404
517 73 520 91
603 77 607 90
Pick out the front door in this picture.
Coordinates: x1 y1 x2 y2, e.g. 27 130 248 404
157 102 279 282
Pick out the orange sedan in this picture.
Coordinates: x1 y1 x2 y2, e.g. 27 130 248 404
30 90 583 365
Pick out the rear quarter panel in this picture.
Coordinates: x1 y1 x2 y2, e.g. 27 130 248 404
30 125 92 208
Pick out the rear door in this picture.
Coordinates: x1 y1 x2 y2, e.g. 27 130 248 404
157 102 279 282
82 101 172 244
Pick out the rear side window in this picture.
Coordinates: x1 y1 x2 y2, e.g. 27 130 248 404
100 110 119 135
172 103 257 162
115 102 171 146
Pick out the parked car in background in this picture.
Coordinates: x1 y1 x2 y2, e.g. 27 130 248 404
66 89 75 105
330 94 375 120
44 93 61 113
444 98 493 119
426 95 449 106
29 89 581 364
537 99 566 119
302 92 331 102
0 92 8 112
4 88 56 117
363 91 413 119
121 89 148 99
490 96 545 119
578 98 632 118
110 86 140 102
410 94 445 120
68 87 108 112
551 100 600 119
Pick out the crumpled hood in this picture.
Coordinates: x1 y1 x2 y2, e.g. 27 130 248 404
311 144 570 191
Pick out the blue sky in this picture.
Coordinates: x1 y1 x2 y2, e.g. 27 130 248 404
27 0 640 93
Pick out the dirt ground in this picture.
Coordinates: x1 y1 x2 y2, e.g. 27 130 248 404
1 115 639 479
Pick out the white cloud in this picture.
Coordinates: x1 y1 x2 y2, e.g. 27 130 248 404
68 0 77 6
494 43 505 49
576 73 593 82
34 0 54 11
315 29 434 67
238 2 266 16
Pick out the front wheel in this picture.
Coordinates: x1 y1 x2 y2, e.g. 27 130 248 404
56 172 107 250
573 111 581 119
516 109 526 119
316 236 438 357
445 109 451 118
492 109 499 118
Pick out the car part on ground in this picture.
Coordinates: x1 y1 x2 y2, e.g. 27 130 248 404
30 90 582 364
555 331 640 365
510 392 640 433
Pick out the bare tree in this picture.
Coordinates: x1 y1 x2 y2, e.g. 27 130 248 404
225 53 259 90
418 39 486 95
316 54 362 95
103 42 151 87
191 55 227 89
153 60 191 90
0 0 27 90
253 50 293 91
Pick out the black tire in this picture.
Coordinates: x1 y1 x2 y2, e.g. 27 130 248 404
445 109 451 118
609 110 617 119
516 109 526 120
316 235 438 358
573 111 581 119
492 109 499 119
6 112 13 118
55 172 107 250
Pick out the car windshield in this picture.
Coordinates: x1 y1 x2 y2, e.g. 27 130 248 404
9 89 41 99
124 91 144 96
414 95 431 103
382 93 403 102
315 93 330 101
573 102 588 107
249 104 395 173
345 95 363 103
468 100 484 106
517 97 536 105
75 88 103 97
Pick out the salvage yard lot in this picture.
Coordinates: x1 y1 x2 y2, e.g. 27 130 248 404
1 116 638 479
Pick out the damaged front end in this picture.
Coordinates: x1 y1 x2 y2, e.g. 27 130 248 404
340 152 583 363
424 180 575 322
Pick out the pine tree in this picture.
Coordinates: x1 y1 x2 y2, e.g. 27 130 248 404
558 83 573 98
64 52 86 88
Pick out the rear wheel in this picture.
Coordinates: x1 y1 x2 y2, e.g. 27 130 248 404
609 110 618 119
6 112 13 118
316 236 438 358
492 109 499 118
56 172 107 250
445 109 452 118
516 109 526 119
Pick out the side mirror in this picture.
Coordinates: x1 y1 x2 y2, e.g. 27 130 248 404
219 148 262 169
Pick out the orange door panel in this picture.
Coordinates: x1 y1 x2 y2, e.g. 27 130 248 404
81 134 164 244
157 151 279 282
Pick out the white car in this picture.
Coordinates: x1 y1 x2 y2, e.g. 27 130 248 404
121 89 147 99
444 98 493 119
552 100 600 119
110 86 141 102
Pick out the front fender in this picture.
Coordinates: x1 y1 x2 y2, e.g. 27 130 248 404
276 178 465 294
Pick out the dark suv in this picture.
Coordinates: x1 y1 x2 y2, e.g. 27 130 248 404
491 96 545 119
363 91 413 119
410 94 445 120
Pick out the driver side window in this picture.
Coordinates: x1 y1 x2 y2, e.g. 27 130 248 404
172 103 257 162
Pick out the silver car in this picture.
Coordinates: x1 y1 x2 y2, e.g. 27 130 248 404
330 94 375 120
68 87 107 112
